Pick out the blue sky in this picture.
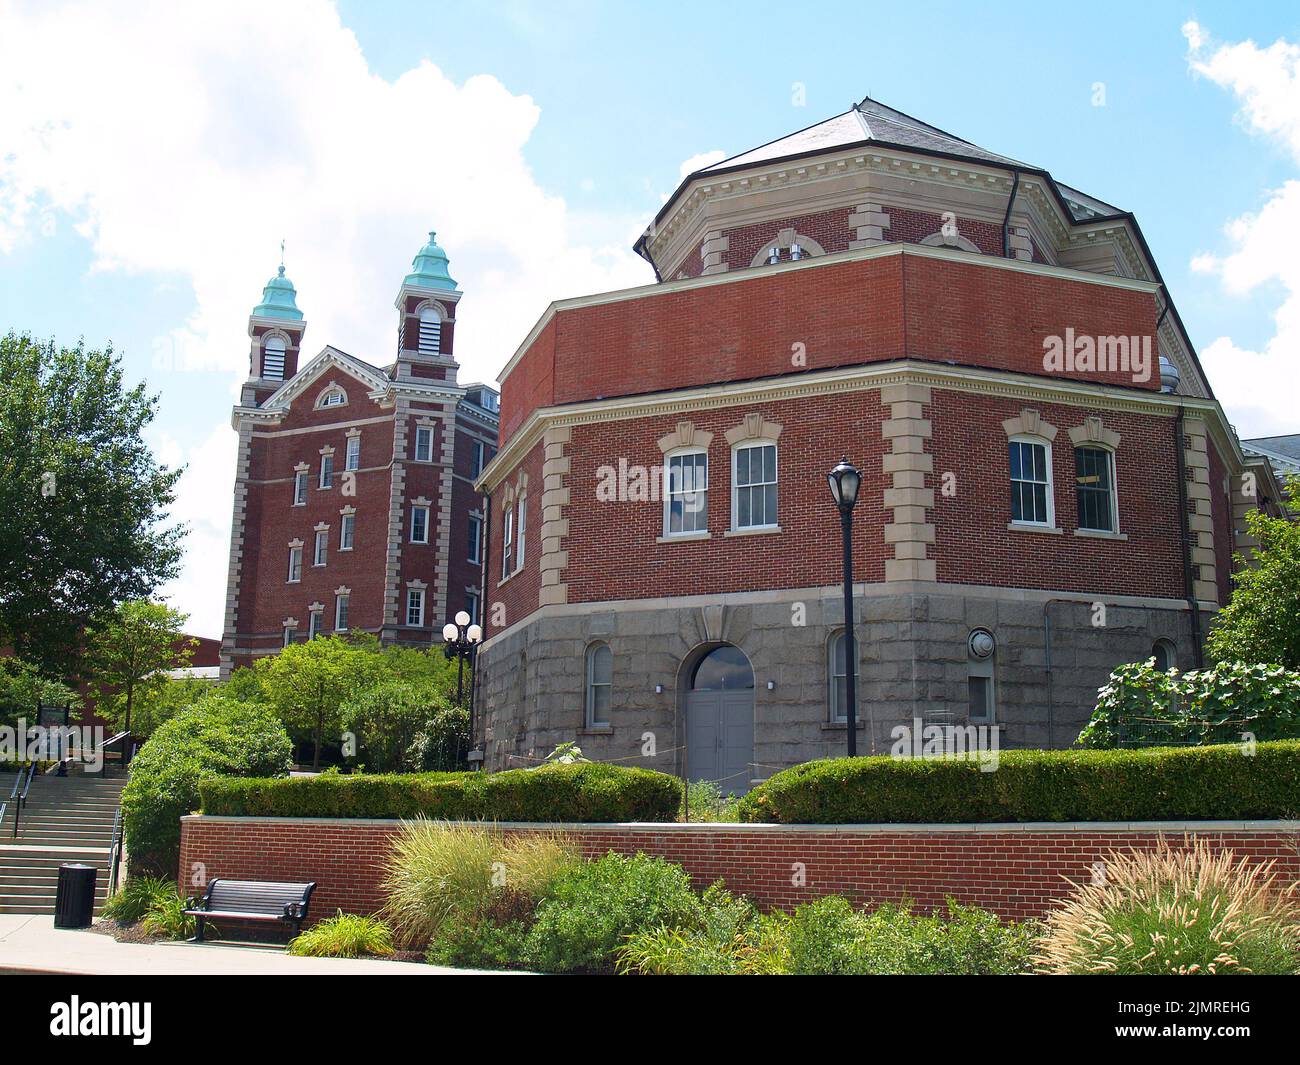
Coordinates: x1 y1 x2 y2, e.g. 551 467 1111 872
2 0 1298 637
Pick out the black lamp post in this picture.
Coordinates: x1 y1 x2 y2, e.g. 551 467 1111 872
827 456 862 756
441 611 483 706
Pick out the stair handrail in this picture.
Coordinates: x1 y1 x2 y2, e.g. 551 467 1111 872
11 761 36 838
44 729 131 776
107 803 124 897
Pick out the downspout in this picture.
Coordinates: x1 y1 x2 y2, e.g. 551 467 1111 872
470 490 492 761
1001 170 1021 258
1174 404 1205 667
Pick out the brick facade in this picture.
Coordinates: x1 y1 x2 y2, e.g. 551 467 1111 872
179 815 1300 924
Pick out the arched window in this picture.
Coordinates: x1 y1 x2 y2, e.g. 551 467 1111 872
262 335 286 380
585 643 612 727
315 387 347 409
828 630 857 723
1152 639 1177 673
418 306 442 355
690 645 754 691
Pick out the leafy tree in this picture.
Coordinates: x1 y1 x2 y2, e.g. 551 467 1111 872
342 679 468 772
0 656 80 733
126 675 213 740
0 333 184 674
254 634 384 769
84 600 195 737
1208 477 1300 670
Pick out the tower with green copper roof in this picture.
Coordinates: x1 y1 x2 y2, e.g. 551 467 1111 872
246 250 307 395
403 230 458 291
396 229 462 372
252 263 305 321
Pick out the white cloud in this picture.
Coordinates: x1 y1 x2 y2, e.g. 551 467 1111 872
678 150 726 182
0 0 653 637
1184 21 1300 436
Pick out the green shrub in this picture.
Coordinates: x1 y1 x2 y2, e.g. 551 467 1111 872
199 761 682 823
681 780 741 823
523 852 702 974
101 876 175 925
1080 660 1300 749
122 694 292 875
425 911 531 970
1037 838 1300 974
287 912 395 958
737 741 1300 824
786 896 1034 975
379 821 577 948
341 680 468 773
140 884 206 940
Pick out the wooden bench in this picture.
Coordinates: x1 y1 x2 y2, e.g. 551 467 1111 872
184 879 316 942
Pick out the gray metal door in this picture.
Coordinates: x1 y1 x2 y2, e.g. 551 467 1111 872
686 689 754 794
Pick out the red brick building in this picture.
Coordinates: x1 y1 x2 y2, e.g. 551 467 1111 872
220 234 497 677
474 97 1285 784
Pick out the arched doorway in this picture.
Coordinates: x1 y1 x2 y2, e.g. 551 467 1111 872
685 644 755 794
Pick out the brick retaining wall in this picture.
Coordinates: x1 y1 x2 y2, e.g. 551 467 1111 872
178 816 1300 923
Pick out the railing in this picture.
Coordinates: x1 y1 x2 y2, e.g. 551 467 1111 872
107 804 124 897
10 761 36 838
44 729 131 776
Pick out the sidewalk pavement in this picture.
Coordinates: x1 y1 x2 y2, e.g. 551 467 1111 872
0 914 504 975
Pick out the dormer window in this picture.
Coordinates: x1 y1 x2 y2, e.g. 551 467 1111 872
262 335 286 381
418 306 442 355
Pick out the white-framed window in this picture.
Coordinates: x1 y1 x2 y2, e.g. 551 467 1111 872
418 306 442 355
732 442 778 530
470 440 486 478
1008 437 1053 526
502 506 515 579
335 593 349 632
1075 446 1117 533
585 642 612 727
414 426 433 462
406 588 425 627
293 470 308 506
319 454 334 490
468 514 482 564
282 625 296 648
663 449 708 536
314 529 328 566
410 505 429 544
307 610 322 640
828 631 856 723
318 389 346 409
465 588 480 625
340 513 355 551
262 335 286 380
345 435 361 471
287 546 302 583
515 495 527 570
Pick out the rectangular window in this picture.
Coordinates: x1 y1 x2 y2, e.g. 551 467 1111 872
515 496 527 570
502 507 514 579
406 588 425 627
287 546 302 583
829 633 857 724
410 505 429 544
282 626 296 648
1009 440 1051 525
468 514 482 564
307 611 322 640
1075 447 1116 532
335 594 349 632
733 443 778 529
314 529 328 566
414 426 433 462
465 588 480 625
319 454 334 489
969 676 994 723
665 451 708 535
340 513 355 551
345 435 361 472
293 470 308 506
471 440 486 478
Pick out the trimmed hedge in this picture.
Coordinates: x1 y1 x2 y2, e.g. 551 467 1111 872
199 762 683 823
737 741 1300 824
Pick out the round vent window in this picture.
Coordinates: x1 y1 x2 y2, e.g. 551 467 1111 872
968 628 996 659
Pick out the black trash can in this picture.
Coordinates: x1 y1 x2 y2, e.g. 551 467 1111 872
53 863 97 928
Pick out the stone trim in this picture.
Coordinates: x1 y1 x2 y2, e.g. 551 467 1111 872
700 229 728 275
1182 416 1219 605
432 402 458 622
287 537 304 548
281 617 298 629
881 383 936 582
723 412 782 446
538 426 571 606
219 420 256 680
313 382 349 409
1001 408 1058 441
919 231 981 254
657 420 713 453
848 202 891 249
746 228 827 268
1067 414 1121 450
334 585 351 596
383 399 411 628
293 461 309 473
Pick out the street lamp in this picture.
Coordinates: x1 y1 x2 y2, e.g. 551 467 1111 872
827 457 861 756
442 610 483 706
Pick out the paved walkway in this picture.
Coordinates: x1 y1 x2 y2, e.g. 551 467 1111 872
0 914 504 975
